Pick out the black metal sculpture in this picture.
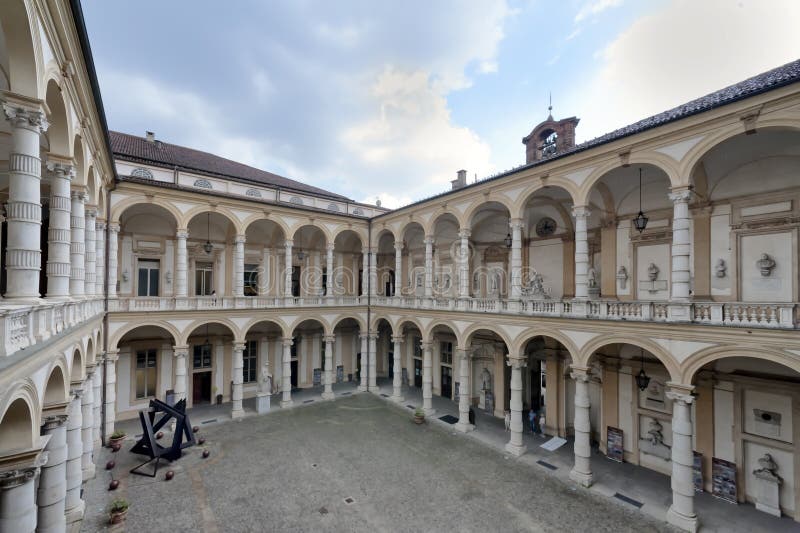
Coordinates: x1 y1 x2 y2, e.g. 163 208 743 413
129 398 196 477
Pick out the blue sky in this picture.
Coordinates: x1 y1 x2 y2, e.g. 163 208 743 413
83 0 800 207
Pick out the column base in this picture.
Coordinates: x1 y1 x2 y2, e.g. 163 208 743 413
569 468 594 488
666 505 698 533
390 394 405 403
369 387 381 395
358 385 367 392
423 407 436 417
231 408 245 419
321 391 335 401
81 463 96 481
256 393 271 413
280 399 293 409
65 501 85 526
455 421 474 433
504 442 527 456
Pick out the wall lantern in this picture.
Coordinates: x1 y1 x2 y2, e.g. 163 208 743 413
633 167 649 233
635 348 651 391
297 250 306 261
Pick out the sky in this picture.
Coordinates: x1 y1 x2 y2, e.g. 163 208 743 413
83 0 800 208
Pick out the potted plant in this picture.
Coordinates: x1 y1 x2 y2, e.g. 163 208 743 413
414 407 425 425
109 499 129 524
108 430 126 448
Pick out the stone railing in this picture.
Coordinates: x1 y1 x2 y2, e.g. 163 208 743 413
106 294 798 330
0 297 105 358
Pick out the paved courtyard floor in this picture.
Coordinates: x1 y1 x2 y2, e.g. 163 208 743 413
83 392 674 532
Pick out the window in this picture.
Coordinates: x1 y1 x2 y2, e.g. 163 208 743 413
327 203 340 212
440 341 453 365
245 188 262 198
137 259 160 296
135 349 157 399
193 344 213 369
289 196 303 205
413 337 422 358
196 262 214 296
244 264 259 296
194 179 212 189
131 167 154 179
243 340 257 383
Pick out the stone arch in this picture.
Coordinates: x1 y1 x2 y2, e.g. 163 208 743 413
43 77 70 157
71 134 88 186
111 197 183 227
510 328 580 361
0 0 40 97
42 363 68 407
430 207 467 234
512 179 579 220
331 313 365 333
576 153 681 207
462 324 513 353
292 223 330 247
242 214 290 239
241 317 289 339
427 319 464 348
180 318 242 345
370 227 397 249
333 227 366 249
395 317 427 339
288 317 329 337
463 197 514 230
0 385 38 453
579 335 680 382
183 205 243 234
86 336 96 365
109 320 182 351
680 345 800 385
70 346 84 383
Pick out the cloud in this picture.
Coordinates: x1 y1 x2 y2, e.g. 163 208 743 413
574 0 623 23
569 0 800 142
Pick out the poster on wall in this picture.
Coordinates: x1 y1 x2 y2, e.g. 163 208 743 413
711 457 737 503
313 368 322 386
693 451 703 492
606 426 624 462
336 365 344 383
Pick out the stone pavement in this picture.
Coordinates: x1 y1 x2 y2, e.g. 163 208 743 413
81 382 799 532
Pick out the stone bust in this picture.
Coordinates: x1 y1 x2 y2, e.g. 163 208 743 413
260 362 272 394
756 253 776 277
647 263 659 282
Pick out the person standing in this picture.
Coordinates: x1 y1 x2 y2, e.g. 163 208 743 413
528 408 536 433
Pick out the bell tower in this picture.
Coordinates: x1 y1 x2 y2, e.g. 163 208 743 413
522 99 579 164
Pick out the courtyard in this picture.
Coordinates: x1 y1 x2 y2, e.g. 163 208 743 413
83 392 673 532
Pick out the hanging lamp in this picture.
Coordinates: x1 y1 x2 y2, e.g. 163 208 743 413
635 347 651 391
203 212 213 254
633 167 649 233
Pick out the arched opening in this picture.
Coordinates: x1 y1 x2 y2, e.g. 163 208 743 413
373 318 393 385
115 325 177 416
242 320 284 397
396 320 424 390
117 204 179 298
333 229 363 297
0 398 35 453
429 324 459 401
186 211 236 297
70 348 83 384
184 322 235 407
400 222 426 297
586 164 672 300
0 0 39 96
244 219 286 297
431 214 460 298
520 335 574 437
465 328 509 418
374 230 395 297
43 366 67 407
468 202 511 299
290 319 326 390
292 225 327 298
331 317 364 386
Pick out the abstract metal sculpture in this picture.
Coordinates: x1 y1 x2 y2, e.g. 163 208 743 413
129 398 196 477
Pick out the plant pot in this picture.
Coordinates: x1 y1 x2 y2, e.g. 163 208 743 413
216 394 223 405
109 509 128 524
414 415 425 425
108 436 125 448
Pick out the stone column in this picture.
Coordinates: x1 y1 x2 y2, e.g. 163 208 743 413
422 340 435 415
175 229 188 298
37 414 68 532
173 346 188 403
394 241 403 298
360 247 369 298
368 332 378 392
280 338 293 407
358 333 368 392
45 160 73 299
424 237 434 299
325 244 335 298
231 342 245 418
458 229 471 299
284 240 293 301
92 362 102 445
0 465 40 533
455 348 474 433
259 247 271 296
666 384 699 532
509 219 523 300
572 206 590 300
95 221 106 296
322 335 335 400
80 369 95 481
84 209 97 296
669 188 693 322
69 190 87 297
369 248 378 297
569 366 593 487
106 223 119 298
64 388 85 525
1 100 48 300
233 234 245 297
103 350 119 440
390 335 404 402
505 357 527 456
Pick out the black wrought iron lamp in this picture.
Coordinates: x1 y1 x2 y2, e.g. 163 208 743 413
633 167 649 233
203 211 213 254
504 232 512 248
635 348 651 391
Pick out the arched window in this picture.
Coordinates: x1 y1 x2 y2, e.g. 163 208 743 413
131 167 154 179
194 179 212 189
327 203 340 212
289 196 303 205
353 207 365 216
245 188 262 198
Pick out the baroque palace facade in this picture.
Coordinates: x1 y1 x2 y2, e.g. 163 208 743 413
1 1 800 532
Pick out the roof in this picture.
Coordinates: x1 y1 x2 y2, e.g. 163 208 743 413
375 58 800 217
109 130 350 201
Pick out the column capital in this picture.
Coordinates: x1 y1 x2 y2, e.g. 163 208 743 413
95 220 107 231
232 341 246 351
282 337 294 347
326 243 335 252
393 241 404 252
0 466 39 489
458 228 471 239
509 218 524 230
85 207 98 219
41 413 69 430
322 334 336 343
69 386 84 399
173 345 189 358
2 97 49 133
284 239 293 248
665 383 695 404
506 357 527 370
108 222 120 233
70 189 87 202
390 334 405 344
420 339 433 350
104 349 119 362
569 364 591 382
234 234 246 244
176 229 188 239
423 236 435 246
45 158 75 180
455 348 469 358
668 187 693 203
571 205 591 218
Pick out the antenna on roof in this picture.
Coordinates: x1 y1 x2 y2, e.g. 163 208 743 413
547 92 553 120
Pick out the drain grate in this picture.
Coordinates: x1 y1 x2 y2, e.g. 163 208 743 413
318 507 328 515
613 492 643 508
536 460 557 471
380 393 389 398
201 418 217 425
303 399 315 404
311 463 318 468
341 392 352 396
406 405 415 409
343 497 355 505
439 415 459 425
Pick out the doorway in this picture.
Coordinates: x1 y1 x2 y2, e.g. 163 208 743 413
192 372 211 404
414 359 422 388
529 360 543 410
290 360 298 388
441 366 452 399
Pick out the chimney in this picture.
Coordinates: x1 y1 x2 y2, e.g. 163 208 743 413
451 169 467 190
146 131 155 143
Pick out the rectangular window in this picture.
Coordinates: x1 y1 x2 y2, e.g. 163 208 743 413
244 264 259 296
440 341 453 365
243 340 257 383
135 349 157 399
413 337 422 358
137 259 160 296
195 262 214 296
193 343 213 369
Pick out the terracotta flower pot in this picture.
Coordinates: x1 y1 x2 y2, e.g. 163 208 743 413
165 470 174 481
109 436 125 448
414 415 425 425
109 509 127 524
106 460 115 470
202 449 210 458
